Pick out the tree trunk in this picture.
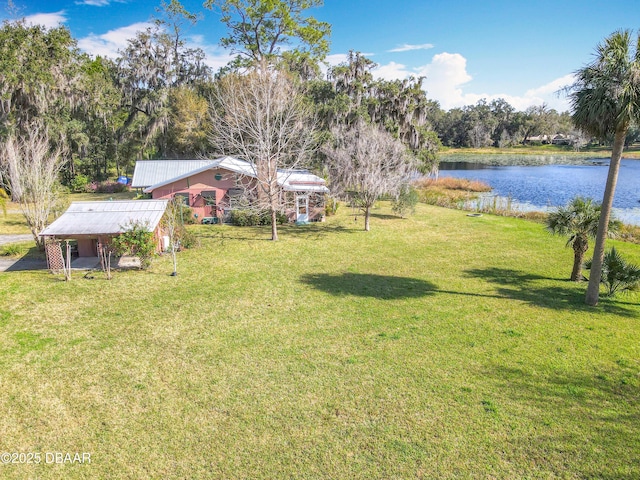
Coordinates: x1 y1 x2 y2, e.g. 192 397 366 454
364 205 371 231
271 208 279 241
571 235 588 281
585 127 626 305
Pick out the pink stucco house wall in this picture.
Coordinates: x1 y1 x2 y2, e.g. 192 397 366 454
132 157 329 223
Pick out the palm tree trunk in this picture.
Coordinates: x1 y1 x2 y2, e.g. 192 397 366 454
585 127 626 305
571 236 588 281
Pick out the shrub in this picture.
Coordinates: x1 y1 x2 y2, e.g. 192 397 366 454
585 247 640 296
392 185 419 218
178 229 199 249
229 209 287 226
111 220 156 270
70 174 90 193
180 205 196 224
324 196 339 216
1 243 27 257
89 181 130 194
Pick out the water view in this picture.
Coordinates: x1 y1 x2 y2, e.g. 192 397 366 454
439 156 640 225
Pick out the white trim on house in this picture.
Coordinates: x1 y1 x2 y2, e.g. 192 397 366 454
136 156 329 194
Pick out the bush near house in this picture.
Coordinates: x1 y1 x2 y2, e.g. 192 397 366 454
110 220 156 269
229 209 287 226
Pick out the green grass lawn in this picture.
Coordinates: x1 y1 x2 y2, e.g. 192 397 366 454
441 144 640 159
0 203 639 479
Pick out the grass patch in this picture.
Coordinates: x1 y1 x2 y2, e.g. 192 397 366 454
0 203 639 478
0 243 29 257
441 144 640 159
0 212 31 234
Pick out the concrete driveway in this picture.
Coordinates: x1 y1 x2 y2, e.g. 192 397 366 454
0 234 33 246
0 234 46 272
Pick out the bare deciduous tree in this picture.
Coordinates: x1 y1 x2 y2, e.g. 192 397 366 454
0 127 66 248
162 197 183 276
208 66 316 241
323 120 416 231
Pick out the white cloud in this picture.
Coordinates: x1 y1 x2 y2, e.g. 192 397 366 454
78 23 234 73
387 43 434 53
75 0 112 5
24 11 66 28
78 22 154 58
324 53 349 66
372 52 573 112
373 61 412 81
524 74 575 110
185 35 235 72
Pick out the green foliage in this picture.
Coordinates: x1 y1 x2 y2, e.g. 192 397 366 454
0 188 7 217
324 196 339 216
0 243 27 257
70 174 90 193
180 205 196 224
177 228 199 249
585 247 640 296
205 0 331 68
392 184 419 218
546 196 620 281
87 181 130 194
0 20 79 134
111 220 156 270
229 209 287 226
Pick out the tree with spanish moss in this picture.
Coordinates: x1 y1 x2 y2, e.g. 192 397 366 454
322 120 416 231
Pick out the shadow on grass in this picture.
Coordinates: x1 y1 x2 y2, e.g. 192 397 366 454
1 244 47 272
299 272 437 300
369 213 401 220
465 267 638 317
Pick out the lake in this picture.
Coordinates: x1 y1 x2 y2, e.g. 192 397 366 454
438 157 640 225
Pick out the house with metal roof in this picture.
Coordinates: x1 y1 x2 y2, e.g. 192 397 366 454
132 157 329 223
39 200 168 257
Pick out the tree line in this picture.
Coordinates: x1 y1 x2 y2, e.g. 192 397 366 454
4 0 632 191
2 0 640 307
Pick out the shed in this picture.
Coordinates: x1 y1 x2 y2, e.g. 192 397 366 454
39 200 168 257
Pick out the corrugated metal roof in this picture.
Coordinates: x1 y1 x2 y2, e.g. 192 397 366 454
131 159 218 188
138 156 329 194
39 200 168 237
280 170 330 193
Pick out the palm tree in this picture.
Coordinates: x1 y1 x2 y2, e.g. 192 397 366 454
570 30 640 305
546 197 619 282
585 247 640 297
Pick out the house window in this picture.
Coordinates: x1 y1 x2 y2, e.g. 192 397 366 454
174 192 190 206
202 190 217 206
228 188 244 208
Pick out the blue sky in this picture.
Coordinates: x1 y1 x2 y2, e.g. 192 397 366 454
6 0 640 112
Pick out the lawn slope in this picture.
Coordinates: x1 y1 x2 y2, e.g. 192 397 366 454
0 203 638 479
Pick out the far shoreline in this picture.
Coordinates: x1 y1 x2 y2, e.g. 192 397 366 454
439 145 640 165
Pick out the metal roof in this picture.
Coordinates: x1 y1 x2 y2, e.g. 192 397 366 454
139 156 329 194
131 159 218 188
39 200 168 237
279 170 330 193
